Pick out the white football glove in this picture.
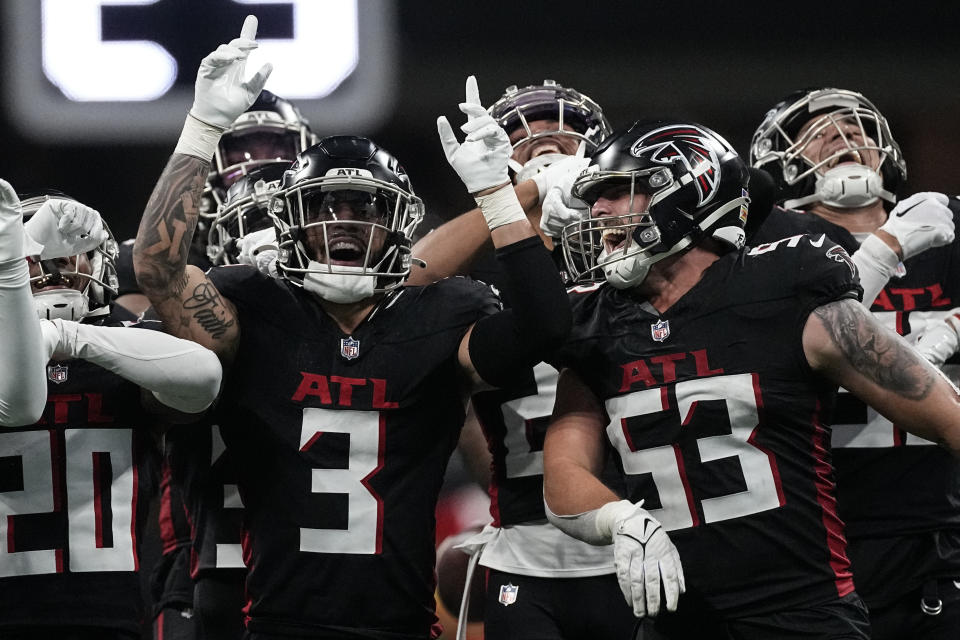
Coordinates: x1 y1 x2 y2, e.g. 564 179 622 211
537 155 592 238
598 499 684 618
879 192 954 260
0 179 42 262
915 310 960 368
437 76 512 195
23 199 108 260
190 15 272 129
236 227 279 276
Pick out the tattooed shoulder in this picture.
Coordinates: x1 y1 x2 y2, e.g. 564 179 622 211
813 299 934 400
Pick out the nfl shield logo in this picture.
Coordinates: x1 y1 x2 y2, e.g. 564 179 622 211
47 364 68 384
340 337 360 360
651 319 670 342
498 583 518 606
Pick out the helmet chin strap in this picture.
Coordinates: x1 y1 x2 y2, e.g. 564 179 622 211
597 197 749 290
34 289 90 321
784 165 896 210
302 261 376 304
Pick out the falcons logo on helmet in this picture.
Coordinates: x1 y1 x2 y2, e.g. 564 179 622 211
630 125 722 207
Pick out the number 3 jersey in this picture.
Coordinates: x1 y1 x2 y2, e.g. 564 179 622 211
0 309 159 634
554 236 862 617
206 266 499 638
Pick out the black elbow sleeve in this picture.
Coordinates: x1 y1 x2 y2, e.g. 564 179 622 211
469 236 571 387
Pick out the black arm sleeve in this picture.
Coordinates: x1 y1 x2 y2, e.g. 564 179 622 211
468 236 571 387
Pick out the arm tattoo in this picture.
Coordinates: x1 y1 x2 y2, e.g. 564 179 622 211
814 299 935 400
183 281 235 339
133 154 208 301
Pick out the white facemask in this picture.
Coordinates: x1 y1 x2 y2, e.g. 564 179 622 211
302 261 376 304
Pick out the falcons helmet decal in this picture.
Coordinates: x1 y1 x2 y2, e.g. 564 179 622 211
630 125 721 208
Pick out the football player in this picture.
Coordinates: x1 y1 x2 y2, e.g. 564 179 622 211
412 81 643 639
408 79 609 285
157 163 289 640
133 16 570 640
750 88 960 639
151 91 312 640
542 120 960 639
0 185 222 640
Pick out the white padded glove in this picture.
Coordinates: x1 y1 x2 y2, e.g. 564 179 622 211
437 76 512 195
176 15 273 159
538 155 591 238
915 310 960 367
190 15 272 128
23 199 108 260
597 500 685 618
0 179 43 262
237 227 279 276
879 192 954 260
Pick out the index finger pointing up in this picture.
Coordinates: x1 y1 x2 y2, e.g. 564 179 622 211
464 75 481 108
240 14 259 41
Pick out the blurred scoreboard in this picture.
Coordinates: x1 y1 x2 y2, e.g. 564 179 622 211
1 0 397 142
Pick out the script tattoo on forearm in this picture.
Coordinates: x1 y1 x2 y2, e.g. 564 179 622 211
183 282 235 339
133 154 207 301
814 299 935 400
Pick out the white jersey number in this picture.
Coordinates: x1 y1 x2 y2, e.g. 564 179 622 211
501 363 558 479
0 428 137 577
299 408 383 555
606 373 783 531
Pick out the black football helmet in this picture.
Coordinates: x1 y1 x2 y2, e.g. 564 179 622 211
561 120 750 288
269 136 424 299
488 79 612 181
21 192 119 320
201 90 317 217
207 163 287 266
749 88 906 210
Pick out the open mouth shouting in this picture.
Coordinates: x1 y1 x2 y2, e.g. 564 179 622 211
31 272 79 293
826 149 863 168
601 226 630 254
324 234 369 266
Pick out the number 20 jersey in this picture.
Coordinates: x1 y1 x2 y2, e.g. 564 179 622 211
0 310 158 634
554 236 862 617
207 266 499 638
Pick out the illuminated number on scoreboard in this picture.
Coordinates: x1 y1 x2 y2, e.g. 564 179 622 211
0 429 137 577
7 0 393 141
40 0 358 102
299 408 383 555
501 363 557 479
606 373 784 531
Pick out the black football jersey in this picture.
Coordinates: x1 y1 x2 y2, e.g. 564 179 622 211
754 201 960 604
206 266 499 637
0 308 160 634
554 236 861 617
163 420 246 577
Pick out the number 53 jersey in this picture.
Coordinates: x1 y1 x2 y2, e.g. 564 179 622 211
554 236 862 618
207 266 499 638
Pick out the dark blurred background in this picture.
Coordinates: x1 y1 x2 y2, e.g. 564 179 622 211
3 0 960 242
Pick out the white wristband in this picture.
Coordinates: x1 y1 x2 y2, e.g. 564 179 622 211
852 234 901 307
473 184 527 231
174 113 226 161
